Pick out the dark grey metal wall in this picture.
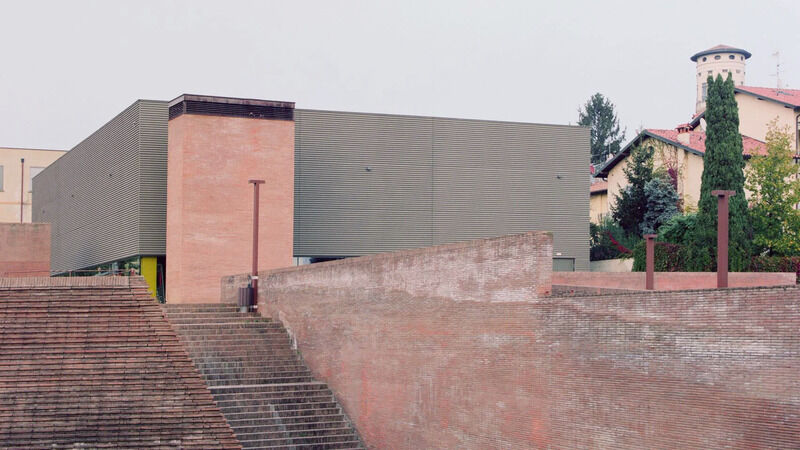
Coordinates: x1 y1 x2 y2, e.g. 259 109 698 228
33 100 168 272
35 101 589 272
294 109 590 270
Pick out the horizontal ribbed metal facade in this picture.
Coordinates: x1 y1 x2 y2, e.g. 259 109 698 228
294 109 590 270
33 100 168 272
35 101 589 272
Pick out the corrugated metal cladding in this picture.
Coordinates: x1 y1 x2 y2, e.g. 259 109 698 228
293 109 590 270
33 100 168 272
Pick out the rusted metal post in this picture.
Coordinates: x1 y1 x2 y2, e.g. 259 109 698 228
249 179 265 309
712 190 735 288
20 158 25 223
645 234 657 290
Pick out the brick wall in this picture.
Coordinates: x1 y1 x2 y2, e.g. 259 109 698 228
167 112 294 303
553 271 796 290
220 232 800 448
0 223 50 277
221 231 553 304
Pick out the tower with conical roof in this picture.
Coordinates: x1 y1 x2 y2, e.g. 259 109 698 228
691 44 751 113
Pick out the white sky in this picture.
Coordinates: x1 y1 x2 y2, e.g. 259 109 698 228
1 0 798 150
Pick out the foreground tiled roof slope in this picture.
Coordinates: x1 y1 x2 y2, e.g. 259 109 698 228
0 277 240 449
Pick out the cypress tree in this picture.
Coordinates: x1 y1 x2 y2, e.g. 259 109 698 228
687 74 751 271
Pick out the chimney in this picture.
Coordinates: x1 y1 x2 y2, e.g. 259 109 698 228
676 124 691 146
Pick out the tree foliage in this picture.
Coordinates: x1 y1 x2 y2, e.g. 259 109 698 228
687 74 751 271
578 93 626 164
641 176 679 235
746 120 800 256
611 145 653 236
658 213 697 245
590 216 640 261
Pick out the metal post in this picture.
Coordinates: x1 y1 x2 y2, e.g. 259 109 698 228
645 234 657 290
20 158 25 223
249 179 265 309
712 190 735 288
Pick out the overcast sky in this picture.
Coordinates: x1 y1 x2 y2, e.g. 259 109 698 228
2 0 798 150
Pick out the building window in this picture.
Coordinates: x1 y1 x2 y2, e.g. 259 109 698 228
723 69 728 73
729 55 735 60
29 167 44 192
702 83 708 101
741 56 744 60
0 166 3 191
708 70 712 75
736 69 741 73
715 55 721 60
702 57 707 62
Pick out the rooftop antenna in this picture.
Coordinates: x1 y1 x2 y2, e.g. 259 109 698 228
771 51 783 90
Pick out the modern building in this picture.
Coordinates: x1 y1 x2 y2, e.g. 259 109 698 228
592 44 800 220
35 94 590 302
0 147 66 223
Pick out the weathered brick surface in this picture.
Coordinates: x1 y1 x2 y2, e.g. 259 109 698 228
219 232 800 449
222 231 554 303
167 113 294 304
261 286 800 449
554 271 796 290
0 223 50 277
0 277 240 449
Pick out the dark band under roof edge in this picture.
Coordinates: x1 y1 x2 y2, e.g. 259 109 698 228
168 94 295 121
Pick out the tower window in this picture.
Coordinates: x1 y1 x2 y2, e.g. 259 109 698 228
729 55 735 60
708 70 712 75
723 69 728 73
702 83 708 101
702 57 707 62
715 55 721 60
736 69 741 73
741 56 744 60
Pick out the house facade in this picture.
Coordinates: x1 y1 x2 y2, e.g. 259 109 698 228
591 45 800 222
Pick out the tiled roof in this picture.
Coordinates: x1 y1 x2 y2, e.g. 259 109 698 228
590 180 608 194
646 129 767 156
596 128 766 177
0 277 240 449
736 86 800 108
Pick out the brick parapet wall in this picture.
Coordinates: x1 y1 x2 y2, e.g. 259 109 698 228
221 231 553 304
0 223 50 277
258 284 800 448
219 232 800 448
553 271 796 290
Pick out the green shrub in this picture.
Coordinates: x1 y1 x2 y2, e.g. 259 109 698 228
590 217 640 261
632 241 686 272
658 213 697 245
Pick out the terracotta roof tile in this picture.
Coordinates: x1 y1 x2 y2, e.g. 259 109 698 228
645 128 766 156
0 277 241 449
590 180 608 194
736 86 800 108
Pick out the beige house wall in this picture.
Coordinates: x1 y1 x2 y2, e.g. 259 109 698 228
589 191 608 223
603 138 707 215
736 93 799 151
0 147 66 223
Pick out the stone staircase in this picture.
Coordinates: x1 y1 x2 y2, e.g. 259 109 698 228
165 304 364 450
0 277 240 449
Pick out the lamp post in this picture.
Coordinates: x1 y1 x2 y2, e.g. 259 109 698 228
249 179 265 309
712 190 735 288
20 158 24 223
644 234 657 290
